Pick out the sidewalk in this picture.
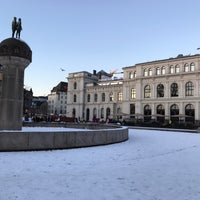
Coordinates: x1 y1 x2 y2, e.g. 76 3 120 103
127 125 199 133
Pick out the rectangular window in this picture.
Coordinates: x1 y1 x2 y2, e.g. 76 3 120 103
144 85 151 98
131 88 136 99
110 93 114 101
156 68 161 75
161 67 166 75
87 94 90 102
185 82 194 96
94 94 98 102
129 72 133 79
118 92 122 101
102 93 105 102
170 66 174 74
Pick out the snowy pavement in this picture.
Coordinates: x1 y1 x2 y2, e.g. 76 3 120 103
0 128 200 200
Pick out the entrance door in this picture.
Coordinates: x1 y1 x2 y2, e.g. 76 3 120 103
86 108 90 121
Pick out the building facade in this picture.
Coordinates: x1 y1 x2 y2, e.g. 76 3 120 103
47 81 68 115
23 88 33 117
66 70 123 122
32 96 48 116
67 54 200 125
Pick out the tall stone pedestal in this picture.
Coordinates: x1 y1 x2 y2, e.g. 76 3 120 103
0 38 32 130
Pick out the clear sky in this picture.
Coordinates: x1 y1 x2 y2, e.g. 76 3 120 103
1 0 200 96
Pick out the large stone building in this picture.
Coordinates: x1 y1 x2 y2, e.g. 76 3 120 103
67 54 200 125
67 70 123 122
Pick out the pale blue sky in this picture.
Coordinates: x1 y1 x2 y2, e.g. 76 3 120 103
1 0 200 96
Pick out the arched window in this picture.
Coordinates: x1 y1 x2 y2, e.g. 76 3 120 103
185 104 194 113
171 83 178 97
133 71 137 78
190 63 195 71
185 104 195 123
87 94 91 102
161 66 165 75
94 93 98 102
156 104 165 115
175 64 180 73
144 104 151 121
102 93 105 102
156 104 165 123
184 63 189 72
144 69 148 77
157 84 164 97
185 81 194 96
156 67 161 75
73 82 77 90
109 93 114 101
144 85 151 98
170 104 179 122
170 104 179 113
144 105 151 114
170 65 174 74
73 94 77 102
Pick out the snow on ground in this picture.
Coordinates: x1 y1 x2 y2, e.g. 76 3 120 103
0 128 200 200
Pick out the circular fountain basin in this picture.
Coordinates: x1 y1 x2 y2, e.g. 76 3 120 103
0 123 128 151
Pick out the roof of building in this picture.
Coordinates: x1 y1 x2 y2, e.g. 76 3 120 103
97 70 112 78
51 81 68 93
123 54 200 69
